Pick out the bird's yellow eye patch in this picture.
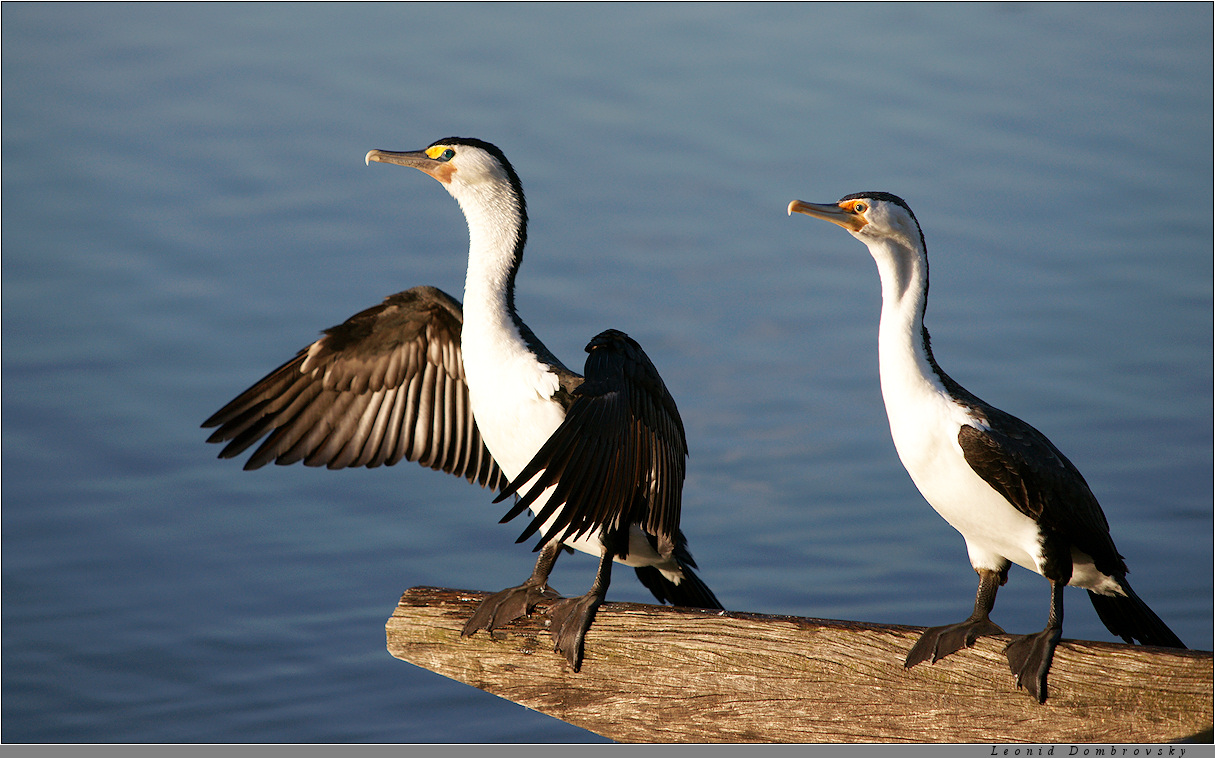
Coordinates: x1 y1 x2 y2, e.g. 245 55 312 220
847 200 868 214
426 146 456 161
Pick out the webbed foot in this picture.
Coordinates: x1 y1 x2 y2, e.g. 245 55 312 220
546 592 603 672
905 615 1006 667
1004 625 1061 703
461 580 561 638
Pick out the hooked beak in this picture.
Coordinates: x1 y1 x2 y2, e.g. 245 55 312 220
365 149 454 183
787 199 866 232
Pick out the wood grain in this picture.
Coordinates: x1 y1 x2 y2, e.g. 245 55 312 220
386 586 1213 743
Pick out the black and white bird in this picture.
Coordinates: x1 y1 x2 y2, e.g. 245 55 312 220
788 192 1184 702
202 137 721 671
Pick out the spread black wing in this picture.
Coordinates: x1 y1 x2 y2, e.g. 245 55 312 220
958 407 1125 577
202 285 504 489
493 329 687 559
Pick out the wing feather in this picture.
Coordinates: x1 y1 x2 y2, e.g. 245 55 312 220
202 285 504 490
959 409 1124 576
494 329 687 558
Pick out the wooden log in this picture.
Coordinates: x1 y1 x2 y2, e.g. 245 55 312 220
386 586 1212 744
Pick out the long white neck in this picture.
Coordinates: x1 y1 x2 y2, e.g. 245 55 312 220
866 236 946 413
451 180 525 337
444 168 566 481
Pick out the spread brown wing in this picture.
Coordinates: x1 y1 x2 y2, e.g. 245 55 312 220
202 285 504 490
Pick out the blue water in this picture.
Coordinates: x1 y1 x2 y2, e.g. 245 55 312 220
3 2 1210 744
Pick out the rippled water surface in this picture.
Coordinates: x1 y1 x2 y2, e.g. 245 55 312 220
4 3 1211 743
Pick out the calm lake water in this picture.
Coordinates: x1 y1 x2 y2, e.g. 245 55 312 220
3 2 1211 744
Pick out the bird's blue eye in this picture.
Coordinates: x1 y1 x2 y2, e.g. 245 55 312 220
438 149 455 161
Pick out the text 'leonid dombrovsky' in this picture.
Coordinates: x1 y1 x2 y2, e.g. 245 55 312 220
991 748 1188 756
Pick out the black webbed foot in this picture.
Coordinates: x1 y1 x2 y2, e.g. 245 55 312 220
461 580 561 638
545 592 603 672
1005 577 1066 703
1004 625 1062 703
905 567 1007 668
905 615 1006 667
461 540 563 639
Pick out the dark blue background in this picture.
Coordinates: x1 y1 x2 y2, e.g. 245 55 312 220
4 3 1210 743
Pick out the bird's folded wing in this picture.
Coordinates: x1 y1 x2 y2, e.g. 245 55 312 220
958 413 1123 572
201 285 503 490
495 329 687 558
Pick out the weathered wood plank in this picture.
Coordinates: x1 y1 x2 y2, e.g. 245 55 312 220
386 586 1212 744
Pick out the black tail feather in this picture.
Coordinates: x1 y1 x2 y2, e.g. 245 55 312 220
1088 580 1185 649
634 560 722 609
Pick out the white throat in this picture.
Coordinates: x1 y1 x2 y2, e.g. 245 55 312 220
445 175 565 478
863 236 938 400
451 180 523 329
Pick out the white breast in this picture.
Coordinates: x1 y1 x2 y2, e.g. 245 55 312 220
879 334 1045 576
459 320 565 479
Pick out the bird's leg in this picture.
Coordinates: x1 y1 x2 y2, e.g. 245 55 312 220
546 545 615 672
461 539 563 638
905 566 1007 668
1005 578 1065 703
